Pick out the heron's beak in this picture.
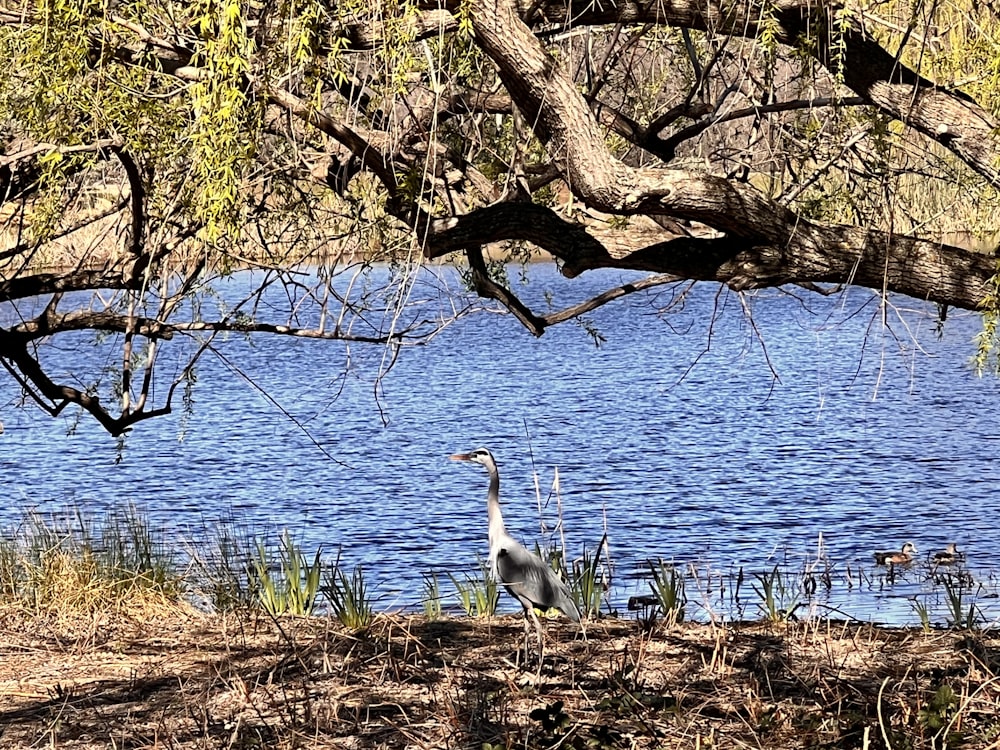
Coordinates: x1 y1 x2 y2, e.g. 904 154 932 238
450 453 471 461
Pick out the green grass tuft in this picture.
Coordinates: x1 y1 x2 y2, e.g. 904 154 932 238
941 575 983 630
648 558 686 626
752 566 802 623
248 531 322 616
0 505 183 615
450 557 498 618
323 558 374 630
422 572 443 620
571 534 609 619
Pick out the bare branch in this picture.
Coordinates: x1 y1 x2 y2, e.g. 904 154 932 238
660 97 868 160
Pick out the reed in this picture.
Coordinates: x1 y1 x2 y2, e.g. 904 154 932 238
525 435 610 619
0 539 18 599
102 504 181 595
323 561 375 630
248 531 322 616
189 517 256 612
648 558 686 627
450 557 499 618
0 506 183 615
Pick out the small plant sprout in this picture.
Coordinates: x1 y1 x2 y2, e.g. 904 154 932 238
421 572 443 619
449 557 498 618
648 558 686 627
911 597 932 633
248 531 322 616
918 684 959 737
529 700 571 739
752 565 803 623
322 558 374 631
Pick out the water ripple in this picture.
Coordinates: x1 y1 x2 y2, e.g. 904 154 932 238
1 269 998 624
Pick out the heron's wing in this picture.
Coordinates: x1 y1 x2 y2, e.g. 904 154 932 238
494 537 580 621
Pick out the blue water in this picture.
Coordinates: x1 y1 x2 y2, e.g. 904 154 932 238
1 264 998 626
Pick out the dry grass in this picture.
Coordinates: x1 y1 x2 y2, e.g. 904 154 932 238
1 607 998 749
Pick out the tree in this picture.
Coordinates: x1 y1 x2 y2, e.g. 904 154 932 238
2 0 999 435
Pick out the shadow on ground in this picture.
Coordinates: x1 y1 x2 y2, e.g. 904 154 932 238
1 610 999 748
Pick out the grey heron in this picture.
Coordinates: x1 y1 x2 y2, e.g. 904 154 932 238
450 448 581 663
874 542 917 565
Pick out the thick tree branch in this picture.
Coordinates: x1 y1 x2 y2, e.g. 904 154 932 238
262 86 399 197
5 311 174 341
0 270 135 302
425 203 611 270
466 244 547 335
109 146 145 261
429 219 683 335
541 273 681 327
4 307 436 344
346 8 457 49
427 202 993 310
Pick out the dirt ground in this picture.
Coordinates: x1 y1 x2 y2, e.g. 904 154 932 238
1 608 998 749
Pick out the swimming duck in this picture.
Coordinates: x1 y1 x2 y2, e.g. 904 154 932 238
874 542 917 565
932 542 965 565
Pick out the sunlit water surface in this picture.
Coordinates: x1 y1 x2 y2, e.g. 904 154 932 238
2 265 998 627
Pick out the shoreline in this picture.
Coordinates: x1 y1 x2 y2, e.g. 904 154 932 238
1 607 997 748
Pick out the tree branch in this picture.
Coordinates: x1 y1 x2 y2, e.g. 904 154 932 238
0 330 145 436
0 270 135 302
262 86 399 197
466 244 547 335
427 202 994 310
524 0 1000 185
659 97 868 161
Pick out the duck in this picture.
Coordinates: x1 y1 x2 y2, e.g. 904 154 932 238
874 542 917 565
932 542 965 566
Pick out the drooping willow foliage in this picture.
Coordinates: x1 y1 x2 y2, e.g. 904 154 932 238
2 0 1000 433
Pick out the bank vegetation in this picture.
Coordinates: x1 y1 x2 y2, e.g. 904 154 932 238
1 506 998 748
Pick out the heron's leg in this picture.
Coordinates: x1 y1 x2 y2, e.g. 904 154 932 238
528 607 544 666
521 609 532 665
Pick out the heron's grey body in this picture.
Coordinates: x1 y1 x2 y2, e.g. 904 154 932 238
451 448 580 661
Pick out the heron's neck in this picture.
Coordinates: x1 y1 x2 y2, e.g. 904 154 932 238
486 465 505 547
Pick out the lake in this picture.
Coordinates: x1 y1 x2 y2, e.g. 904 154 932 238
1 263 998 627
